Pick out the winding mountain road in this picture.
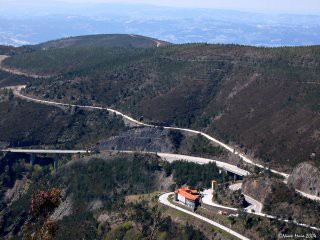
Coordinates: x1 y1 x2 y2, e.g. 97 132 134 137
9 85 287 177
0 55 50 78
202 188 263 214
228 183 263 213
2 84 320 234
159 192 250 240
155 152 250 176
1 50 320 238
177 190 320 232
5 85 320 201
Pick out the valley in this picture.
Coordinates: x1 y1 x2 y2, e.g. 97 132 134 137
0 34 320 240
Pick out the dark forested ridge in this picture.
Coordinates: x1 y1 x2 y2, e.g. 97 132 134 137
28 34 171 51
2 37 320 170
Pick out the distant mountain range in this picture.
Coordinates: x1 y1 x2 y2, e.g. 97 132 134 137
0 3 320 46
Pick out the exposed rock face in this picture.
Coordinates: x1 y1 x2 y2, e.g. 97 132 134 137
5 177 29 204
97 212 123 226
50 196 73 221
98 127 174 152
155 172 174 191
241 177 273 203
87 199 103 211
287 161 320 196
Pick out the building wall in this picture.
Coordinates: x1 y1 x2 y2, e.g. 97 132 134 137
177 193 186 204
185 198 196 208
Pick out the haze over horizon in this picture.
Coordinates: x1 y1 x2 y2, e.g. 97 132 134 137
1 0 320 15
0 0 320 46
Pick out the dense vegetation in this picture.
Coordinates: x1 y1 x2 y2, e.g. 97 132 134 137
0 70 34 87
30 34 170 50
3 46 146 76
0 45 32 55
0 152 225 239
54 154 162 207
180 134 224 157
1 152 318 239
164 160 227 188
214 186 246 208
0 93 126 149
229 210 317 240
0 153 27 211
263 180 320 228
169 131 224 157
3 41 319 170
2 35 320 239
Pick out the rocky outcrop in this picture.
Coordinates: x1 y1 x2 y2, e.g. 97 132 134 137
5 177 29 205
287 161 320 196
87 199 103 211
50 196 73 221
98 127 175 153
241 176 273 203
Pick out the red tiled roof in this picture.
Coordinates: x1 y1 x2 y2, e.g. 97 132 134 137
175 187 199 201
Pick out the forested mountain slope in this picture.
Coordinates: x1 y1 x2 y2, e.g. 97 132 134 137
3 41 320 171
0 152 231 239
29 34 171 50
0 90 126 149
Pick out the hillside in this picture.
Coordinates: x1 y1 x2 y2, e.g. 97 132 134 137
0 70 34 87
0 90 126 149
0 45 33 56
28 34 171 50
242 175 320 227
288 162 320 195
1 152 313 240
0 152 232 239
2 40 320 171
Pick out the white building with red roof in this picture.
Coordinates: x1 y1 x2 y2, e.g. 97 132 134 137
175 187 200 209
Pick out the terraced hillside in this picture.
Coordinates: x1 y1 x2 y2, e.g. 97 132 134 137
2 40 320 171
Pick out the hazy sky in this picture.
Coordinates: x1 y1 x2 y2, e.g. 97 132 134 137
1 0 320 14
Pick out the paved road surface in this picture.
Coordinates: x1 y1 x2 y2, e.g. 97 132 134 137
243 194 263 214
5 85 320 201
3 148 249 176
156 153 250 176
115 151 249 176
228 183 263 213
202 188 262 214
9 85 286 176
202 189 238 211
159 192 250 240
228 183 242 191
0 56 50 78
201 188 319 231
296 190 320 201
2 63 320 234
